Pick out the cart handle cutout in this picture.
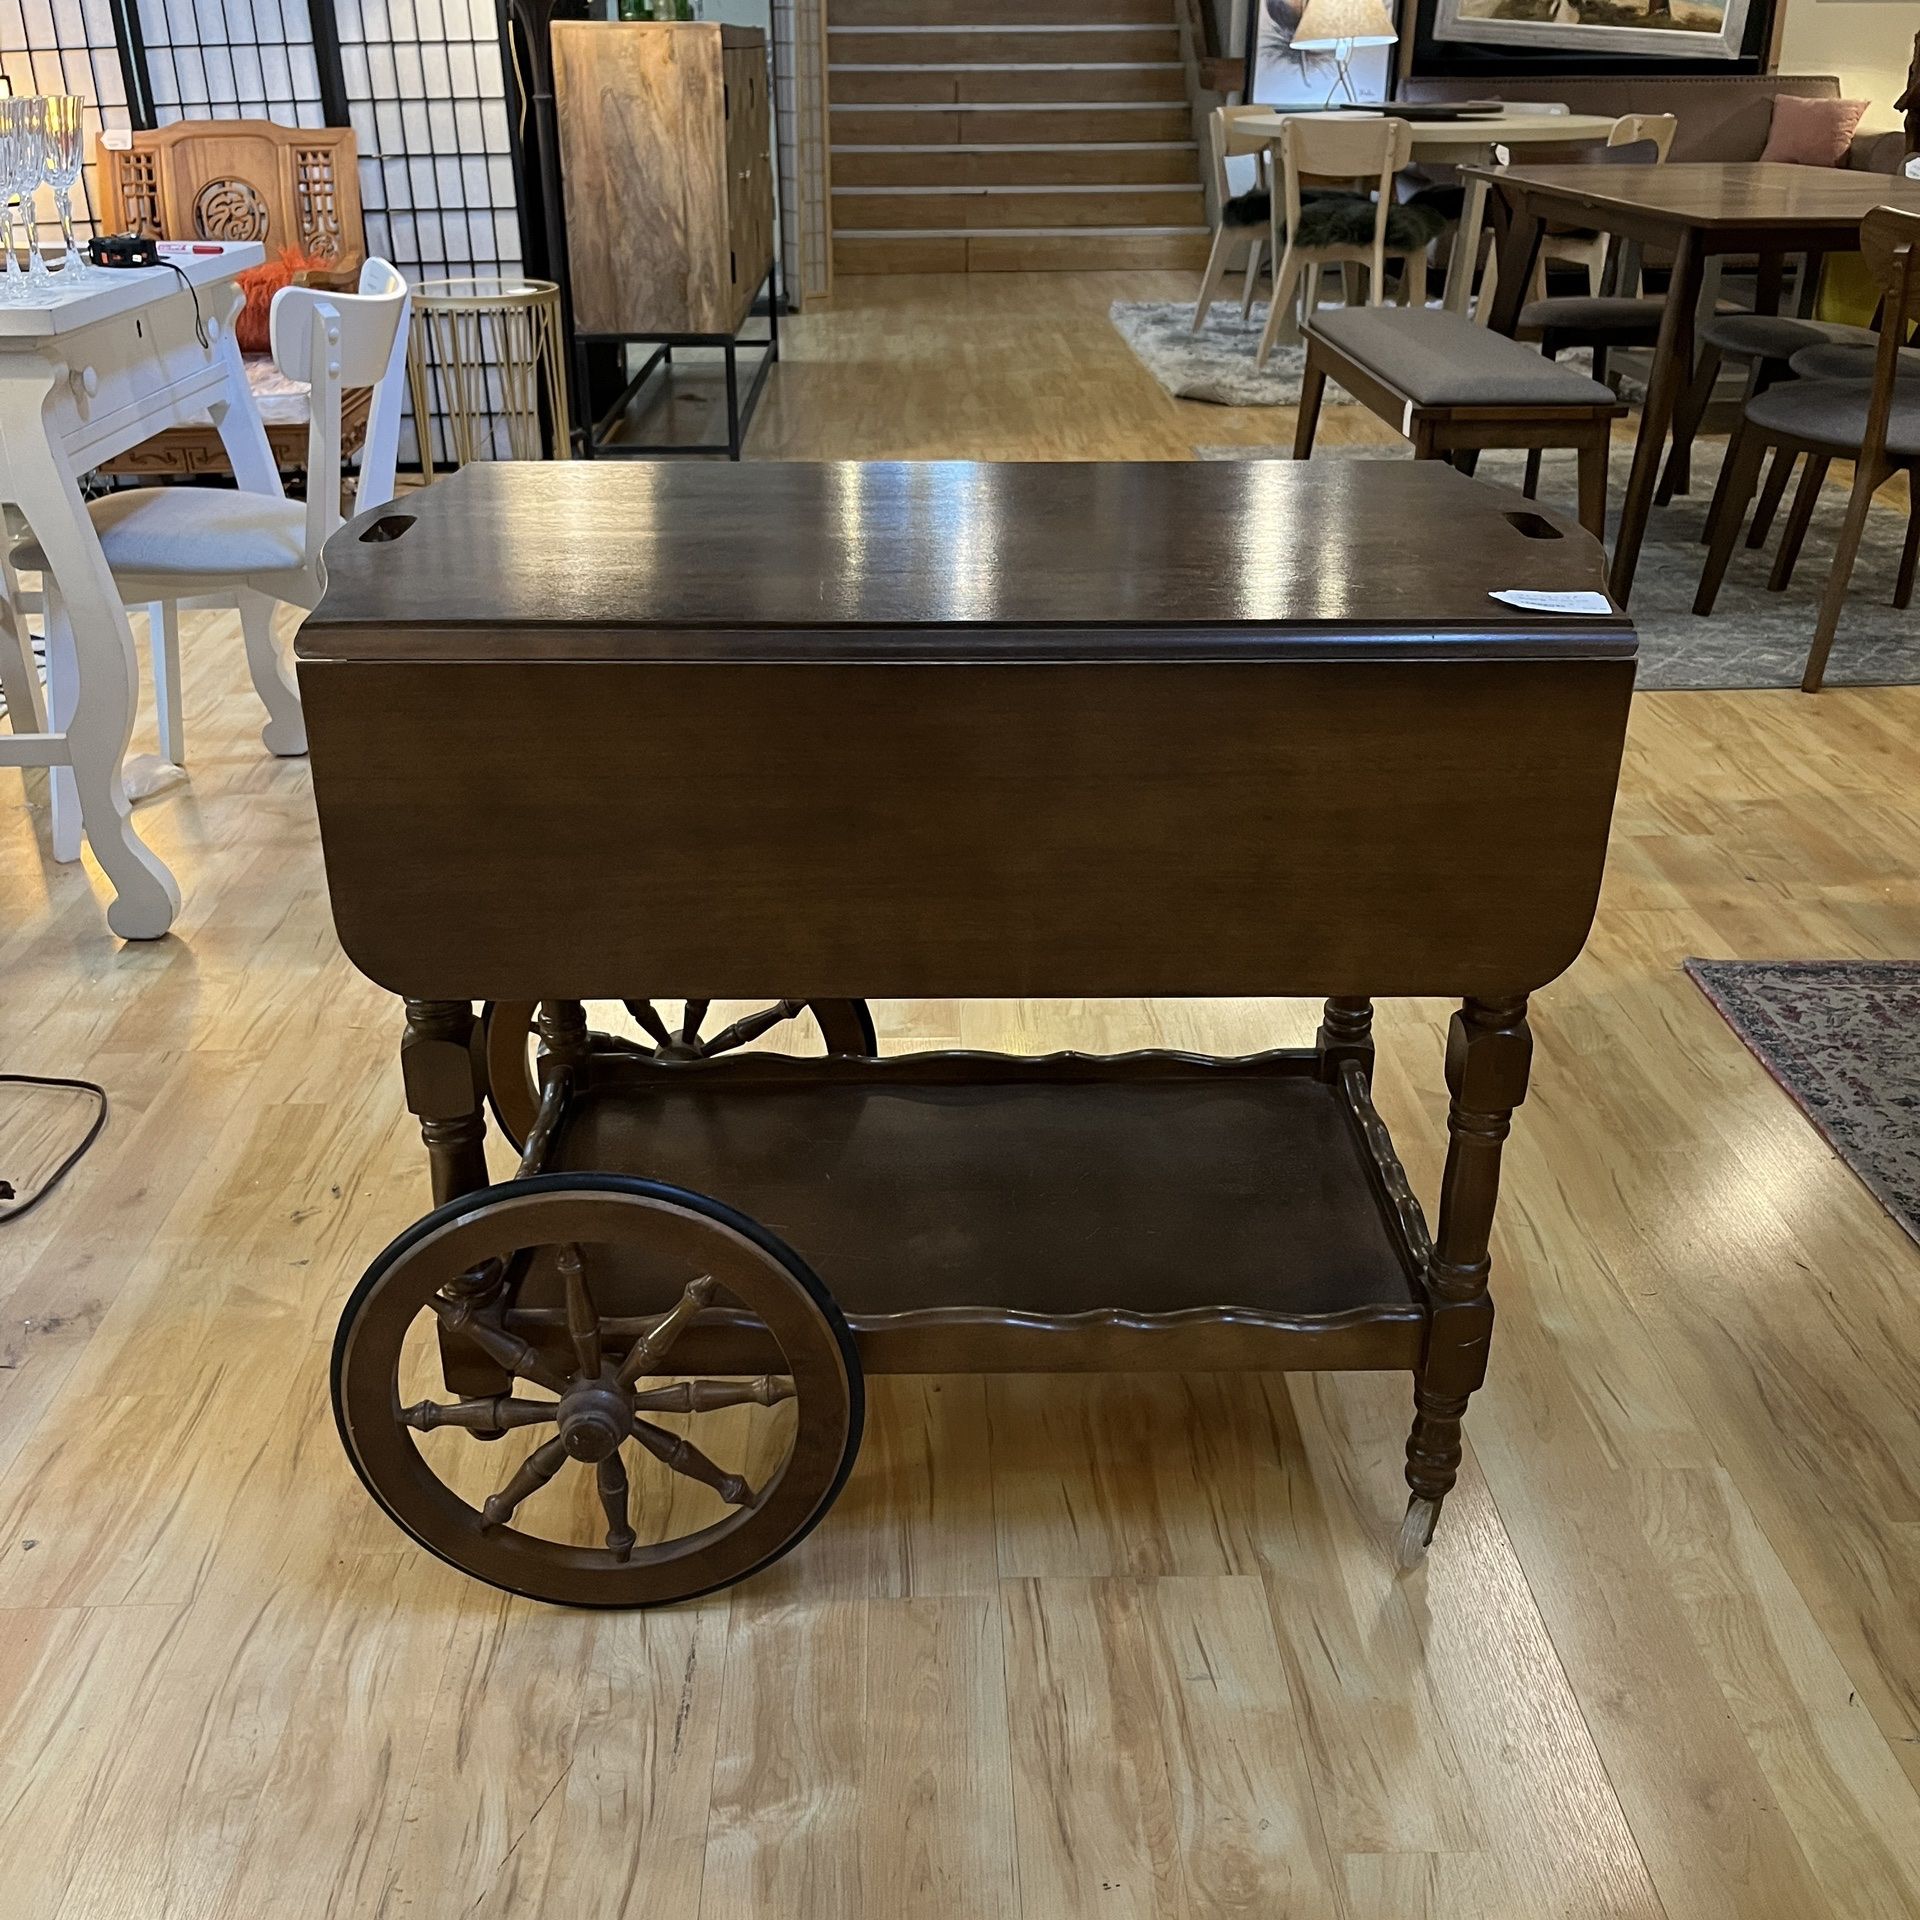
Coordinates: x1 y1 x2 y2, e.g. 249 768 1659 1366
359 514 416 544
1503 511 1563 541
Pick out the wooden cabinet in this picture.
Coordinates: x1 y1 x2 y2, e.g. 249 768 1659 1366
552 21 774 339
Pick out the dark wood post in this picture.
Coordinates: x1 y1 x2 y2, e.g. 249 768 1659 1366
401 998 508 1401
535 998 593 1092
1316 996 1375 1081
401 998 489 1204
1401 993 1531 1563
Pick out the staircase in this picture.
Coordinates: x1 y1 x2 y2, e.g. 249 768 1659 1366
828 0 1210 274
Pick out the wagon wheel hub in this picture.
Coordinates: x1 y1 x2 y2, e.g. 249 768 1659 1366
556 1378 630 1462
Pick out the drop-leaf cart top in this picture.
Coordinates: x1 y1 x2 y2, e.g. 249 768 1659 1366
297 459 1634 1608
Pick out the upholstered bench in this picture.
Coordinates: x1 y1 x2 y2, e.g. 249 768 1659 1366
1296 306 1627 537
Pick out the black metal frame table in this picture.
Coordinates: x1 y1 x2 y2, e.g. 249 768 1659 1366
572 269 778 461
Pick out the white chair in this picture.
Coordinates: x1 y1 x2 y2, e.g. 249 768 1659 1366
17 257 408 809
1192 105 1276 333
1255 116 1426 371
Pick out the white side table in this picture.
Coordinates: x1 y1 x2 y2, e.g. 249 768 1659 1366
0 241 275 940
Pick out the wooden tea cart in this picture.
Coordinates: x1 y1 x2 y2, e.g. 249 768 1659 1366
299 459 1634 1607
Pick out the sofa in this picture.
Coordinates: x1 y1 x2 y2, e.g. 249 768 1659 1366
1399 73 1907 174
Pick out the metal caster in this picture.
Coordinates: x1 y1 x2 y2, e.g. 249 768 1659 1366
1395 1495 1439 1572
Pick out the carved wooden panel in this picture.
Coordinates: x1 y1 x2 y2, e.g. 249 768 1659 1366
96 121 365 275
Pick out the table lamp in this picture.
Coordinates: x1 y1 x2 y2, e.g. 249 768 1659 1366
1292 0 1399 108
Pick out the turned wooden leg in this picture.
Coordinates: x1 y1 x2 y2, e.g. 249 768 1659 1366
1399 993 1532 1569
1316 996 1374 1080
402 998 508 1400
403 998 489 1204
535 998 593 1096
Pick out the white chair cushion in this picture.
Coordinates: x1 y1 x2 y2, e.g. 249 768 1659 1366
12 486 308 578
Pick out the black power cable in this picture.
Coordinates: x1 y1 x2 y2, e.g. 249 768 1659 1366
0 1074 109 1225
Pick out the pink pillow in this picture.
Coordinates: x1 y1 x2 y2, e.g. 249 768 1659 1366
1761 95 1871 168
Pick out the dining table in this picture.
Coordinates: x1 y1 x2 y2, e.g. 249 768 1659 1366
1477 161 1920 605
1237 106 1621 314
0 239 274 940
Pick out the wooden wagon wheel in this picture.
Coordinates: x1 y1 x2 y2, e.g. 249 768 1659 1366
331 1174 863 1608
481 999 878 1147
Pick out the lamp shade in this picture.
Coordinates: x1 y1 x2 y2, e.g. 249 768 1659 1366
1292 0 1398 47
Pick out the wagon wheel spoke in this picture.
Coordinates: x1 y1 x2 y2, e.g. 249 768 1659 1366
679 999 710 1046
480 1434 570 1531
559 1243 601 1379
631 1375 795 1415
597 1453 637 1561
632 1417 754 1507
624 999 674 1047
401 1395 558 1433
429 1292 570 1396
698 1001 806 1057
615 1274 717 1387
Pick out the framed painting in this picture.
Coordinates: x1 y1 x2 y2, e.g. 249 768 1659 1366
1245 0 1398 107
1429 0 1753 64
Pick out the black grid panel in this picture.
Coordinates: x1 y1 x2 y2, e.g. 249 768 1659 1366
336 0 521 463
0 0 133 241
140 0 325 126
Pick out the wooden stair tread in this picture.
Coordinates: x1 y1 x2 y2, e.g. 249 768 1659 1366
825 0 1200 273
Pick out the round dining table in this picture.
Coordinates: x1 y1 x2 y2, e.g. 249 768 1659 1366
1236 107 1622 314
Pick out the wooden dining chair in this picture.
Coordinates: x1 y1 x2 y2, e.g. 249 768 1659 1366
1255 116 1434 372
1694 206 1920 693
14 262 410 813
1192 106 1275 333
1533 113 1677 298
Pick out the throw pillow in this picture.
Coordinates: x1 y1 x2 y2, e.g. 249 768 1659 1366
1760 95 1871 169
235 247 329 354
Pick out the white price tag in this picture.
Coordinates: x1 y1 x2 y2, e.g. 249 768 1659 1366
1490 589 1614 615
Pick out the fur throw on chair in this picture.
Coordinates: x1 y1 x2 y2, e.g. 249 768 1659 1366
1222 188 1447 254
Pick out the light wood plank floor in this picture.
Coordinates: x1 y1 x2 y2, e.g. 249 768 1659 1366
2 271 1919 1919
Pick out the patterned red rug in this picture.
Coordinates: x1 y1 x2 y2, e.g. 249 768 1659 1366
1687 959 1920 1248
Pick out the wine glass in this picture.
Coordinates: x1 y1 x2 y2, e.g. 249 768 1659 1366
41 96 88 281
8 97 50 286
0 103 22 304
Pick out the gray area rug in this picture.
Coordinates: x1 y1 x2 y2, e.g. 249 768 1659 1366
1197 441 1920 693
1687 960 1920 1249
1111 300 1357 407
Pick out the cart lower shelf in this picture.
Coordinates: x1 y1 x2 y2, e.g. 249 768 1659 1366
548 1048 1432 1374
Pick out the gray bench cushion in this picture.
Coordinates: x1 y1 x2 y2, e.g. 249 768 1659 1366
1307 305 1616 408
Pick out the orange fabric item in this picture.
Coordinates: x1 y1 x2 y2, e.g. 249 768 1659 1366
235 247 328 354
